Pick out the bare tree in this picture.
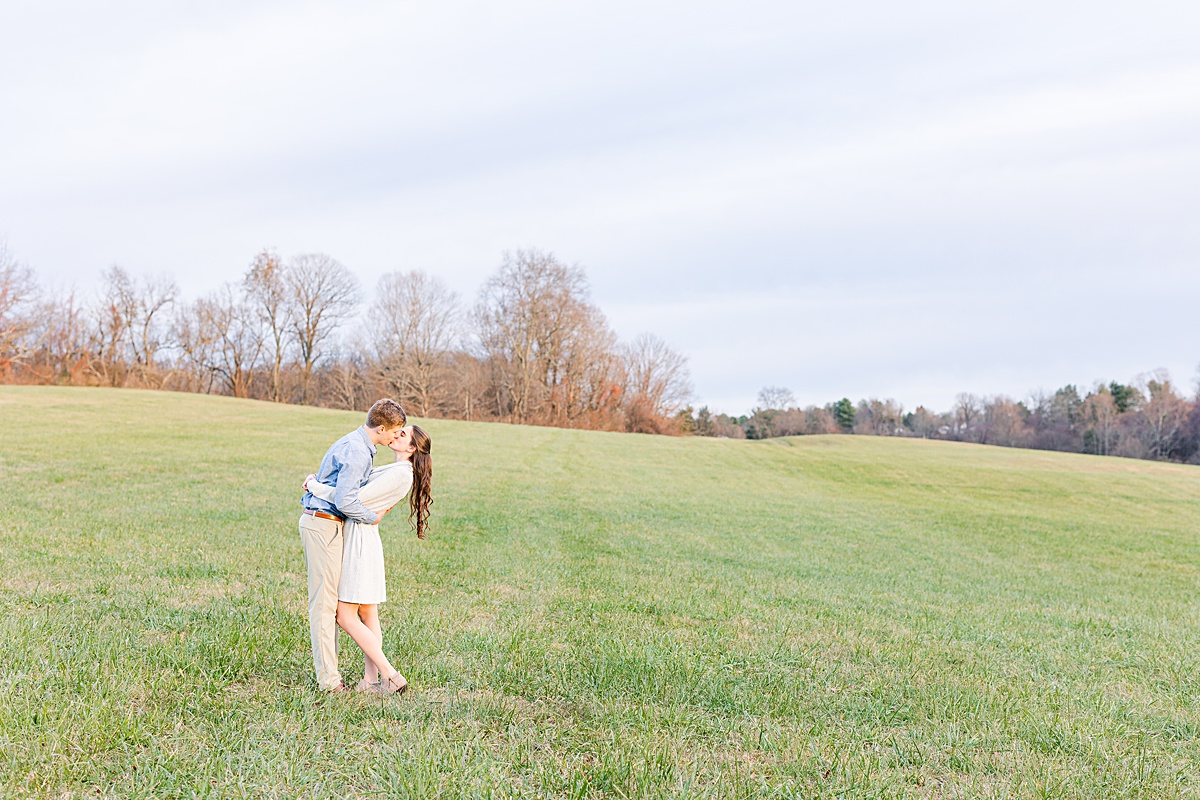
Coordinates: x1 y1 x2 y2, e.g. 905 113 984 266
125 270 177 386
287 253 360 404
171 299 219 394
954 393 983 440
853 398 905 436
979 396 1029 447
89 265 178 387
0 241 37 375
757 386 796 411
244 249 291 402
1135 371 1189 460
195 284 265 398
905 406 947 438
622 332 692 431
367 270 461 417
804 406 840 434
1028 385 1084 451
541 301 622 428
771 408 807 436
1080 386 1118 456
711 413 747 438
134 274 178 386
319 345 369 411
88 270 129 386
26 288 89 384
474 249 594 424
443 351 487 421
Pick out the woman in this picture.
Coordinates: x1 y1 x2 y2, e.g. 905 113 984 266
303 424 433 695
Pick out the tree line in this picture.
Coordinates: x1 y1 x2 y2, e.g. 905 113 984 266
6 238 1197 463
0 242 692 433
684 377 1200 464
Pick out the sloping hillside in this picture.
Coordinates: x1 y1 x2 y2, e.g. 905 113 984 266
2 386 1198 798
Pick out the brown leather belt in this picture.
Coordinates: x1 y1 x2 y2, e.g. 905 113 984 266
303 508 343 522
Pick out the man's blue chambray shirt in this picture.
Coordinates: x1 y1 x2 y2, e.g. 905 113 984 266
302 427 379 524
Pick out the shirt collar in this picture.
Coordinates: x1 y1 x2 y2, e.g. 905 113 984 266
356 426 378 455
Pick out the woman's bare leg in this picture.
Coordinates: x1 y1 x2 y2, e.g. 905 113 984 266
359 604 383 683
337 601 404 685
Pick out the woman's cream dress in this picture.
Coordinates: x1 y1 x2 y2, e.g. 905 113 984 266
305 460 413 604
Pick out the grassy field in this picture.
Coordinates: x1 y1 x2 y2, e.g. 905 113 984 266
1 386 1199 799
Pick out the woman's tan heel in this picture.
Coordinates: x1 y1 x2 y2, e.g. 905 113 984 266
378 672 407 695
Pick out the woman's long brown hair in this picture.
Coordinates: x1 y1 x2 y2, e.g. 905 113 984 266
408 425 433 539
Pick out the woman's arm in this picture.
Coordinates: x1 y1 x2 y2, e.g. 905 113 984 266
305 462 403 503
304 474 336 503
306 464 414 517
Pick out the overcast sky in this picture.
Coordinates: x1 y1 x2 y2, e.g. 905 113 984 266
2 1 1198 413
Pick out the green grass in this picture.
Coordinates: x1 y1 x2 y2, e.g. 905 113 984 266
1 386 1199 799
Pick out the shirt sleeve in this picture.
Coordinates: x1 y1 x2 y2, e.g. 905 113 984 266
332 446 379 524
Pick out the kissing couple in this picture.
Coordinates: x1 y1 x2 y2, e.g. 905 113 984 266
297 398 433 695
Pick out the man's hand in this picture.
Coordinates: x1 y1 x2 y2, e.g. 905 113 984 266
376 506 392 521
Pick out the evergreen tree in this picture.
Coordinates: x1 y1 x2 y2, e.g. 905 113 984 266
833 397 855 431
1109 381 1139 413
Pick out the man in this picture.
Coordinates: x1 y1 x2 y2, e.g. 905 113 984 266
299 398 407 692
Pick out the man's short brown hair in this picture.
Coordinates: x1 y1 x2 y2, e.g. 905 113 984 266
366 398 407 429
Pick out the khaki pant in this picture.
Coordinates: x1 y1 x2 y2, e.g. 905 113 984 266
299 513 343 690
